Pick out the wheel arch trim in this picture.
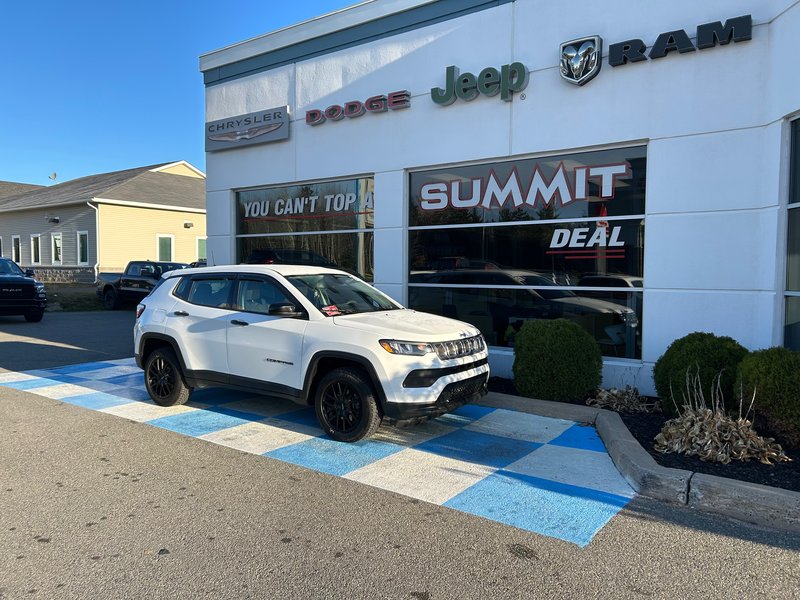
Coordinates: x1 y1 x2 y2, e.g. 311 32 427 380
303 351 388 409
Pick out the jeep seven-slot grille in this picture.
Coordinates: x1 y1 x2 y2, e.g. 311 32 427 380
432 334 485 360
436 374 488 406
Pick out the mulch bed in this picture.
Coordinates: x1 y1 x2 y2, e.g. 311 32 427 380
488 378 800 493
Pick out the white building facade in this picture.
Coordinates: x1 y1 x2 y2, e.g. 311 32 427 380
199 0 800 395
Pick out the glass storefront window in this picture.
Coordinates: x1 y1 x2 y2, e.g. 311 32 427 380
787 121 800 350
408 146 646 358
786 297 800 351
236 177 374 281
410 146 645 227
238 232 374 281
788 207 800 292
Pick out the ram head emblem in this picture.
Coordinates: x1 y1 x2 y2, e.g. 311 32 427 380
559 36 603 86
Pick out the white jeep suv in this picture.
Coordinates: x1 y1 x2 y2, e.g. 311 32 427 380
134 265 489 442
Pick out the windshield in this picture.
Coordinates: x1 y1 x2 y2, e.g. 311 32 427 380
0 260 24 276
286 274 400 316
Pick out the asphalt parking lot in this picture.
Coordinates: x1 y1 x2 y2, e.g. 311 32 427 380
0 312 636 547
1 310 799 599
0 311 135 373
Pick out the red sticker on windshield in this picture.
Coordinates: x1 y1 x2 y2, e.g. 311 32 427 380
321 305 341 316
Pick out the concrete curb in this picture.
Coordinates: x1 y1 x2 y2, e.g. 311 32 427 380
482 392 800 534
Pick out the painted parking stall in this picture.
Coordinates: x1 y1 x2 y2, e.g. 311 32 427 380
0 358 635 547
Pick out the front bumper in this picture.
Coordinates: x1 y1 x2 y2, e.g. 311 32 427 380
0 299 46 315
383 372 489 422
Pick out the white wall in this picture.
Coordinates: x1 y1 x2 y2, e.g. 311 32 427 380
204 0 799 394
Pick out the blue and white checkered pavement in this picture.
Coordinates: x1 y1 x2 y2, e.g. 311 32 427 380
0 358 635 547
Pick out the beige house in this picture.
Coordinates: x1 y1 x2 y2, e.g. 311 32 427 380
0 162 206 282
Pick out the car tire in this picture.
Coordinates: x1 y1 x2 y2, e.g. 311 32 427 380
103 288 120 310
314 367 382 442
144 347 191 407
24 311 44 323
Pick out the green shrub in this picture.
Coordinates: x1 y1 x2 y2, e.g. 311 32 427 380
737 347 800 449
653 332 748 417
512 319 602 402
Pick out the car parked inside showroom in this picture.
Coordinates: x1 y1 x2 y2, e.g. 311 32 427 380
410 268 638 354
0 257 46 322
134 264 489 442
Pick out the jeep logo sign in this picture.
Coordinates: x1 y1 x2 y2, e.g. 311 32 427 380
431 62 529 105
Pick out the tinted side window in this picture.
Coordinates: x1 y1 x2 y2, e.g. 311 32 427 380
173 277 192 300
126 263 142 276
183 278 234 308
236 279 291 314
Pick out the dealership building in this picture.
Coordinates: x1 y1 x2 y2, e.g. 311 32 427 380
199 0 799 395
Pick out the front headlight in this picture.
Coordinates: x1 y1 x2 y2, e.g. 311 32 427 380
379 339 433 356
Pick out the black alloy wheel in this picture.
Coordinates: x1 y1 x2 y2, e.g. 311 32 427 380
103 288 119 310
314 367 381 442
144 348 191 407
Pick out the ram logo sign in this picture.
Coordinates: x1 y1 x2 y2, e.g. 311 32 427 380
560 36 602 86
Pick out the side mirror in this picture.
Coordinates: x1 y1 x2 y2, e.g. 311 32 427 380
25 269 35 277
268 302 302 318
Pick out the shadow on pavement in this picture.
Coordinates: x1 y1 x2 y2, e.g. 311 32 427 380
0 311 135 372
617 495 800 551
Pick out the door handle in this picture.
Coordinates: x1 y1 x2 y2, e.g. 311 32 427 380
231 319 249 326
174 310 189 317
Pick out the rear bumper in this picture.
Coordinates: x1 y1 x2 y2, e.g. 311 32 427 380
382 372 489 422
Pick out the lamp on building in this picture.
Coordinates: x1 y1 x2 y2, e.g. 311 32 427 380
46 216 60 224
183 221 194 228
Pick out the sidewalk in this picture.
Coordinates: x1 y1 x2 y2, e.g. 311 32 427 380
483 392 800 534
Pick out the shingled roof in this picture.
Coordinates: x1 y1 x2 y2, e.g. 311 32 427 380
0 162 205 212
0 180 45 200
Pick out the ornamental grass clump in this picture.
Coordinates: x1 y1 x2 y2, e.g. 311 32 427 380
512 318 602 403
653 368 791 465
586 386 660 413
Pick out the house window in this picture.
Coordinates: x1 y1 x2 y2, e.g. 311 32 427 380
51 233 62 265
12 236 20 263
197 237 207 261
157 235 174 261
31 235 41 265
408 145 646 359
235 176 375 281
786 120 800 350
77 231 89 265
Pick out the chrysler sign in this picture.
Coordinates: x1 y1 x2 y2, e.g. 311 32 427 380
205 106 289 152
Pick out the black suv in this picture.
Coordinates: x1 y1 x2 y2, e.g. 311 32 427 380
0 258 46 322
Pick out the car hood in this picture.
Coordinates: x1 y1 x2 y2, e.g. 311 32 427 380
555 296 635 314
332 309 479 340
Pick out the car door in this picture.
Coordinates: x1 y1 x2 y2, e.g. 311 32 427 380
164 274 236 379
119 262 145 301
226 275 308 395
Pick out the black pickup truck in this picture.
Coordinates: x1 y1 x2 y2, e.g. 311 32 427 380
96 260 187 309
0 257 47 322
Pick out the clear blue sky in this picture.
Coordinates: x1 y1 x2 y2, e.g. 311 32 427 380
0 1 358 186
